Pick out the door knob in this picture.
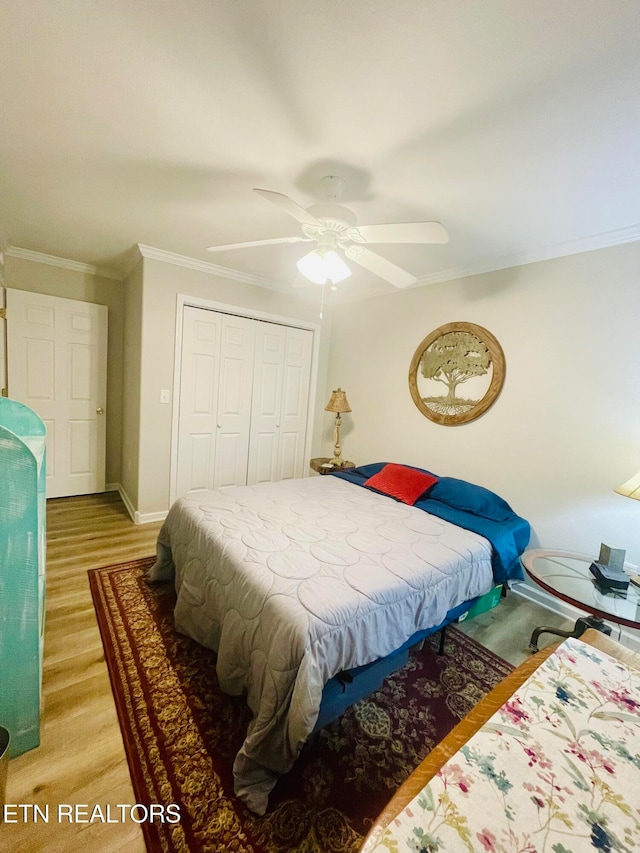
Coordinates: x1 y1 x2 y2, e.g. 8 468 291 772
96 407 104 414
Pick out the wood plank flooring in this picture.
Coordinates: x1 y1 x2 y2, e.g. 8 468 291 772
3 492 162 853
1 491 564 852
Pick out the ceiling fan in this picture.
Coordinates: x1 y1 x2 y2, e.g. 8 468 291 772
206 176 448 289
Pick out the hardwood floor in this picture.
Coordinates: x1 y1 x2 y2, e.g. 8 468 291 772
2 491 563 852
3 492 162 853
456 585 575 666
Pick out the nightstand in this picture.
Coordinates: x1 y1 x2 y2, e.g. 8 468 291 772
310 458 355 475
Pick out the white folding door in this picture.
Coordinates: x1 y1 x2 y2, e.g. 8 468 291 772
176 306 312 499
247 322 313 485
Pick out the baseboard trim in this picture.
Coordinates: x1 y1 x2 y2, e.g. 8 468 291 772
117 485 137 523
136 509 169 525
116 485 168 525
510 579 640 652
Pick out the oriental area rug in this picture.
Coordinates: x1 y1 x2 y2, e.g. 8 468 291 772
89 557 513 853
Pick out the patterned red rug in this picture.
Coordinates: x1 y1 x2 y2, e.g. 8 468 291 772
89 557 513 853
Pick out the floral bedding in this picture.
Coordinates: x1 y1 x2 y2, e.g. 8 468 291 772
373 637 640 852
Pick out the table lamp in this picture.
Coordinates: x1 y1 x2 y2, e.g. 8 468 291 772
611 472 640 573
325 388 351 466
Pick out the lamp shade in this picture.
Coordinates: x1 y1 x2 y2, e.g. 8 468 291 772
615 472 640 501
296 249 351 285
325 388 351 413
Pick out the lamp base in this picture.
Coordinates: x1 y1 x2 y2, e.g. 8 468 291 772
329 457 346 467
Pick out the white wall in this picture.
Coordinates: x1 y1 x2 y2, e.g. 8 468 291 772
326 241 640 566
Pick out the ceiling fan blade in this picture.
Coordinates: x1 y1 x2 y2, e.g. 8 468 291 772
350 221 449 244
254 188 322 227
344 245 417 289
207 236 310 252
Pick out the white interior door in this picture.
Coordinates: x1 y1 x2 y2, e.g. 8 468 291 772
175 306 222 498
6 288 108 498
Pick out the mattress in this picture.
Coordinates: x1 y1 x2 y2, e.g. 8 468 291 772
148 474 494 814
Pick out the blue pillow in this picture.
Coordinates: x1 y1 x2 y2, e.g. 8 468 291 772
429 477 514 522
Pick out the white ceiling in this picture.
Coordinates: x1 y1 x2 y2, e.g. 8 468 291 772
1 1 639 301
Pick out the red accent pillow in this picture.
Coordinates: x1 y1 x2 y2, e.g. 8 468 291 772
364 464 439 505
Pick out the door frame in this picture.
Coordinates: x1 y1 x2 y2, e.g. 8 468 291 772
169 294 321 504
0 287 7 398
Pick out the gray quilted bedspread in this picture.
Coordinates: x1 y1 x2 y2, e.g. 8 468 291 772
147 475 493 814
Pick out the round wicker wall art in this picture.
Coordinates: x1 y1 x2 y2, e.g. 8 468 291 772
409 322 505 425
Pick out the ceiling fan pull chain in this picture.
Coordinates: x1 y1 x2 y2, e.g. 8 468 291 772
319 280 326 320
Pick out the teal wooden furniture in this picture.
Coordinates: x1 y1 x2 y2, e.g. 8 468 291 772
0 397 47 757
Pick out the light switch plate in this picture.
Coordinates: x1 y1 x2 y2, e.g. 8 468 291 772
160 389 170 404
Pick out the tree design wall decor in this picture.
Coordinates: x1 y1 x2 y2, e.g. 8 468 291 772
408 322 505 425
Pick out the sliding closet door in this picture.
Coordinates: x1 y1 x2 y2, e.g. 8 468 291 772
175 306 223 497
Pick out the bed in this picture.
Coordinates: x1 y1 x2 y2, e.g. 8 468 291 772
147 462 530 815
360 628 640 852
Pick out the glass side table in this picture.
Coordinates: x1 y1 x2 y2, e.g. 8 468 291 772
521 549 640 652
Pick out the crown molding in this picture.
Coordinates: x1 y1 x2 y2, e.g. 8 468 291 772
5 246 123 280
8 222 639 297
135 244 280 290
413 223 640 289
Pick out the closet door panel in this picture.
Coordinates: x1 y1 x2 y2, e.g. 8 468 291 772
214 315 255 489
176 307 222 497
277 328 313 480
277 430 300 480
215 433 247 488
247 323 285 485
252 433 278 483
186 433 215 491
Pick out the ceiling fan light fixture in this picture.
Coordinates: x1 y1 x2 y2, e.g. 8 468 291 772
296 248 351 285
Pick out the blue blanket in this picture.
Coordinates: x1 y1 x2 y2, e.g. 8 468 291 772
332 463 530 582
